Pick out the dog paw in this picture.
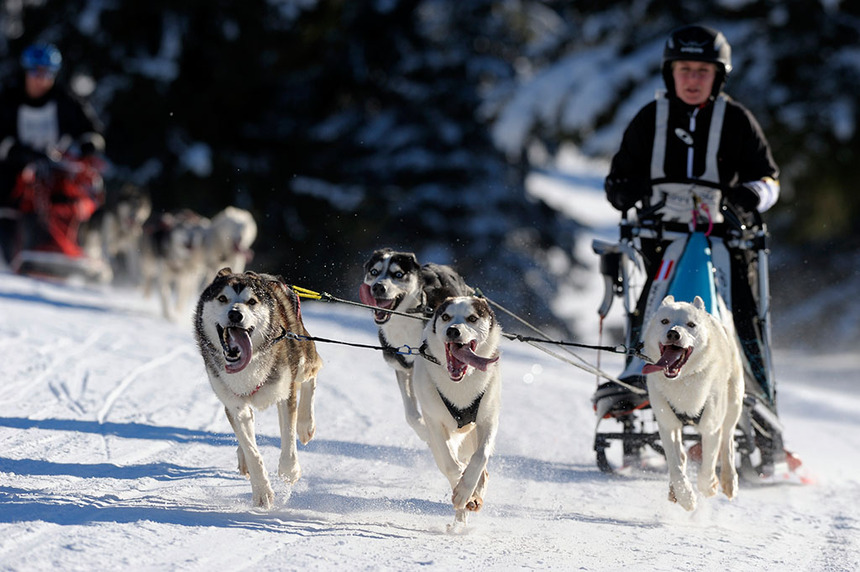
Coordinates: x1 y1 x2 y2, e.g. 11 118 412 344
668 482 697 511
698 473 719 497
721 469 739 500
297 420 316 445
446 509 469 534
465 496 483 512
451 483 472 510
252 485 275 510
278 461 302 484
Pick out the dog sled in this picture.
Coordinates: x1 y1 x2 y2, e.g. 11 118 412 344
591 190 804 483
8 153 109 280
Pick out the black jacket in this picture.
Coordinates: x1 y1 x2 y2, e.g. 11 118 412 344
606 93 778 211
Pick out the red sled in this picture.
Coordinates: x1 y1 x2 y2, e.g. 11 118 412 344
9 154 109 279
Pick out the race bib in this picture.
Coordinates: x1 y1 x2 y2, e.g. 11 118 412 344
650 183 723 224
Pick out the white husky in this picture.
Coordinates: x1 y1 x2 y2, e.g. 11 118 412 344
642 295 744 511
203 206 257 278
413 296 502 530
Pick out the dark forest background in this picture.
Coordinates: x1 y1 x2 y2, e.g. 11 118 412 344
2 0 858 334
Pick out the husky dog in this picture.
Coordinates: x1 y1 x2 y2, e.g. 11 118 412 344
360 248 472 442
642 295 744 511
203 206 257 279
80 184 152 285
141 209 211 321
194 268 323 509
413 296 502 530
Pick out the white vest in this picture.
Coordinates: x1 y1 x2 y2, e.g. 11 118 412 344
650 91 727 224
17 101 60 153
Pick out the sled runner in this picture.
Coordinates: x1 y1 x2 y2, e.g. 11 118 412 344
591 196 804 483
9 154 109 280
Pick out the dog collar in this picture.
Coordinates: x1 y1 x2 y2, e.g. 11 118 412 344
418 342 441 365
437 390 484 429
234 381 266 398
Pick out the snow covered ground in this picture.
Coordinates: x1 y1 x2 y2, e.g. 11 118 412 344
1 159 859 570
1 263 859 570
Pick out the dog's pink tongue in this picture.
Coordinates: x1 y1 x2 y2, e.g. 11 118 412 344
642 346 685 375
359 283 377 307
449 344 499 372
225 328 252 374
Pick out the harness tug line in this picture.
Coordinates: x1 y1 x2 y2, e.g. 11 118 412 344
286 284 650 393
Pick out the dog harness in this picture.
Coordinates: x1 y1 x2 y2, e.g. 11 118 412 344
438 390 484 429
670 403 703 426
379 331 413 369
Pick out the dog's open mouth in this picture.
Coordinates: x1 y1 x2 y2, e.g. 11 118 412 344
217 324 254 374
358 283 401 324
444 341 499 382
371 297 398 324
642 343 693 379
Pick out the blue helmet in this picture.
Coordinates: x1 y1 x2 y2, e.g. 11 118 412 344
20 43 63 73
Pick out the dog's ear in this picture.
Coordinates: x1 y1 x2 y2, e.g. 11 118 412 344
217 267 233 277
366 248 389 271
406 252 419 268
663 295 675 305
693 296 705 310
432 297 455 334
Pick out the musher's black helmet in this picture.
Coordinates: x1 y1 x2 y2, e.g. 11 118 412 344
662 25 732 99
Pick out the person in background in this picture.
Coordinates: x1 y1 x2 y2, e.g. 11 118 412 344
0 42 105 264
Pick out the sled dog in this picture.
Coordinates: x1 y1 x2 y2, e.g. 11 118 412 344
360 248 472 441
412 296 502 530
141 209 210 321
80 184 152 285
194 268 323 509
203 206 257 279
642 295 744 511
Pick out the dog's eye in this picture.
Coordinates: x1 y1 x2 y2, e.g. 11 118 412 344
687 321 695 328
661 318 669 325
441 313 451 322
467 315 478 323
394 271 404 279
369 269 379 277
248 298 257 306
218 295 228 303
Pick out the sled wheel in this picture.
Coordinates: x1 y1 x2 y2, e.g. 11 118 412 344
595 434 613 474
617 415 645 468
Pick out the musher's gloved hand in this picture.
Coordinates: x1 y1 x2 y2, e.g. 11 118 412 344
79 141 97 157
728 183 761 212
7 143 48 169
605 177 647 212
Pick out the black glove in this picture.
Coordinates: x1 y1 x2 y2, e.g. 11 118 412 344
605 177 648 212
79 141 96 157
727 184 760 212
7 143 48 169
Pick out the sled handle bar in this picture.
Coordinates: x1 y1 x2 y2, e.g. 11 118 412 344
621 177 766 230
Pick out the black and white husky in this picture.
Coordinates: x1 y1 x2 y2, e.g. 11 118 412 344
194 268 323 509
360 248 472 441
413 296 502 531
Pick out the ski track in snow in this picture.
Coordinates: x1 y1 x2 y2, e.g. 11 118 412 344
0 263 859 571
